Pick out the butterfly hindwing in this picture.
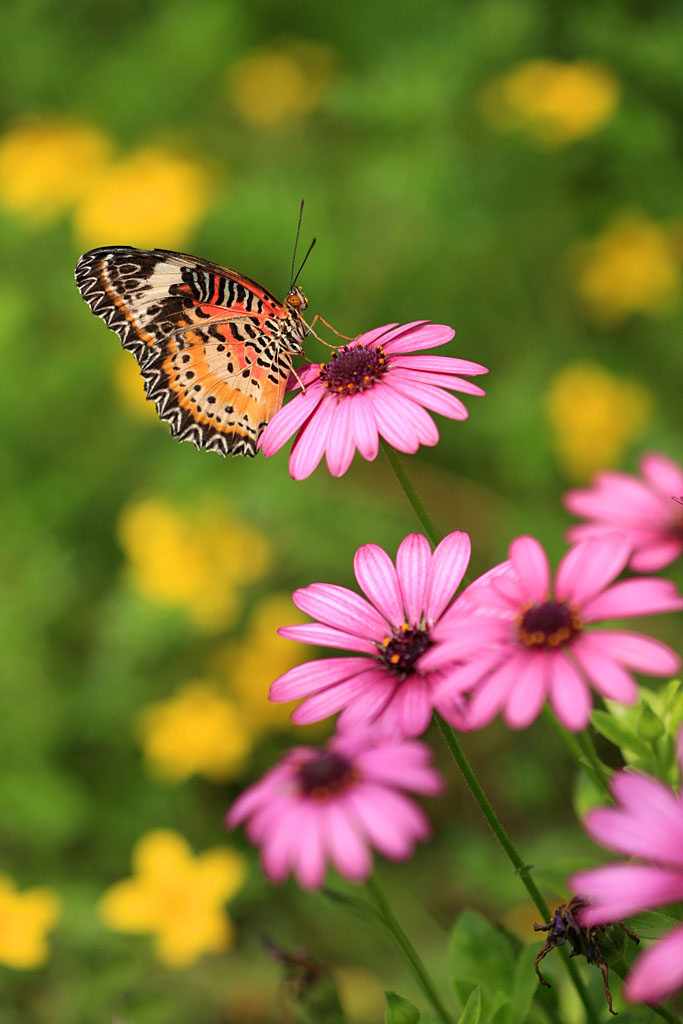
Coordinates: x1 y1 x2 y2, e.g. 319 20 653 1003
75 246 306 456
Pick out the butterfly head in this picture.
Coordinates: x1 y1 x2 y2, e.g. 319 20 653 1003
285 285 308 313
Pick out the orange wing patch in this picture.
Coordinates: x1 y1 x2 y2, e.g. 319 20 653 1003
75 246 307 455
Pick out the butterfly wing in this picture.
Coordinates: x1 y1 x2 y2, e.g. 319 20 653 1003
75 246 306 456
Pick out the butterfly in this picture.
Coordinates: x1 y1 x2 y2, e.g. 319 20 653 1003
74 246 310 456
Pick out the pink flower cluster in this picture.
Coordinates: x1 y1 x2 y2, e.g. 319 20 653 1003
226 312 683 1011
571 733 683 1005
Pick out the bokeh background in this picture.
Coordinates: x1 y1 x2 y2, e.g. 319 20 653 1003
1 0 682 1021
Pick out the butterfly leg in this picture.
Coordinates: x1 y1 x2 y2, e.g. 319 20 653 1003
305 315 356 346
288 363 308 394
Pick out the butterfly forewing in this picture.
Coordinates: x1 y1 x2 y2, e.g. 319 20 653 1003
75 246 306 456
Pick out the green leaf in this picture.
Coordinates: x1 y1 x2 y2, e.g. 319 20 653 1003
627 910 683 940
456 987 481 1024
591 711 649 758
384 991 420 1024
510 943 542 1024
449 910 516 993
636 701 665 740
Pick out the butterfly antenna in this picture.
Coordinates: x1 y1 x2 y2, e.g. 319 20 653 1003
290 198 305 290
292 237 316 288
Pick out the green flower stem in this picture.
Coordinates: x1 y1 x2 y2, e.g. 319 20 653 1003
434 713 598 1023
367 873 454 1024
380 442 441 546
543 710 613 799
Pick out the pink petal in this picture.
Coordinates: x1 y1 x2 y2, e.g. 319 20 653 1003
640 451 683 496
356 748 442 795
509 536 550 603
583 631 680 676
389 354 489 376
323 802 373 882
277 622 378 654
324 395 357 477
467 651 530 729
336 675 396 730
502 651 548 729
571 637 638 703
555 536 631 606
423 619 509 668
288 397 337 479
354 542 403 626
387 677 434 737
581 578 683 621
548 652 593 731
358 323 399 346
630 538 683 572
624 923 683 1005
349 396 380 460
292 583 389 640
382 322 454 353
293 804 327 889
396 534 432 625
570 864 683 923
367 388 421 453
260 808 303 882
374 381 441 446
269 657 377 702
389 366 486 396
434 650 506 699
425 531 471 625
347 785 429 859
291 674 382 724
386 376 469 420
585 781 683 869
260 384 325 456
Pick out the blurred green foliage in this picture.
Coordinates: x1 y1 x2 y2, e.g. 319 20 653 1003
1 0 682 1021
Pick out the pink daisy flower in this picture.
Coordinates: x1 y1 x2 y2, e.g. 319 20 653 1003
225 730 442 889
565 452 683 572
269 531 474 737
259 321 487 480
429 534 683 732
570 732 683 1005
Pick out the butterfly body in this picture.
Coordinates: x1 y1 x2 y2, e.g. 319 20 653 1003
75 246 308 456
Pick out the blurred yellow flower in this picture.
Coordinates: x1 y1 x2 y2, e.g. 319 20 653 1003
0 119 112 222
117 497 271 631
545 360 653 481
227 42 335 126
98 830 246 967
74 147 212 249
212 592 312 733
0 876 60 969
571 213 681 325
481 60 619 147
137 680 251 782
114 352 159 422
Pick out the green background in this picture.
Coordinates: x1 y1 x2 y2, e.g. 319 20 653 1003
1 0 682 1021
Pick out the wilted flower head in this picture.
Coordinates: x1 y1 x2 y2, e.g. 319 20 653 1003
260 322 487 479
431 535 682 732
226 730 442 889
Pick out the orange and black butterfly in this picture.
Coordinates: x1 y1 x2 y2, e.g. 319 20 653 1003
75 245 311 456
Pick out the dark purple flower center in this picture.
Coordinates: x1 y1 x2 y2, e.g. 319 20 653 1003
517 601 582 648
296 751 356 800
380 623 432 676
319 344 388 395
